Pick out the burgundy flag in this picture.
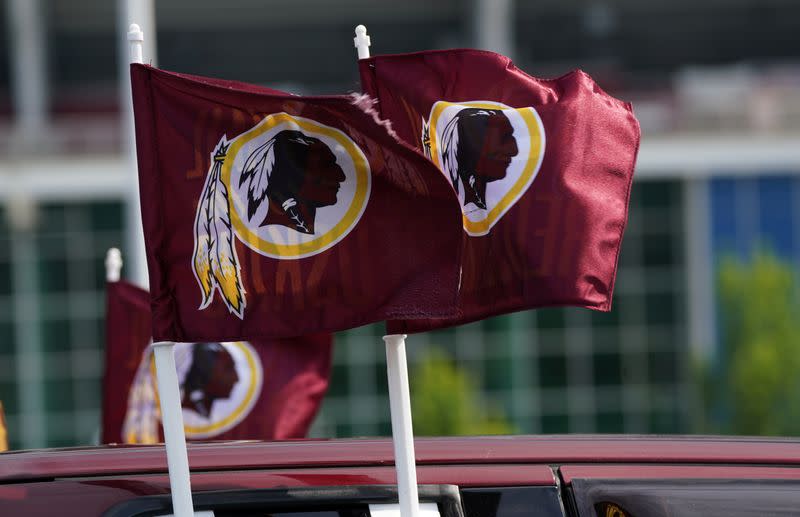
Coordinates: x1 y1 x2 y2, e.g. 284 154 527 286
359 50 640 332
131 64 462 341
102 280 151 443
102 280 332 443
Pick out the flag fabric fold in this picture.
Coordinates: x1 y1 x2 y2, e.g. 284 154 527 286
131 64 463 342
359 49 640 333
102 280 333 444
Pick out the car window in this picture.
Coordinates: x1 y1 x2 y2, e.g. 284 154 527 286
570 479 800 517
103 485 462 517
460 487 565 517
159 508 370 517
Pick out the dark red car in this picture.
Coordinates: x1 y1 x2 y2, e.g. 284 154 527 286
2 435 800 516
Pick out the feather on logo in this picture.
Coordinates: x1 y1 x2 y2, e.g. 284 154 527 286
238 137 276 221
192 137 246 318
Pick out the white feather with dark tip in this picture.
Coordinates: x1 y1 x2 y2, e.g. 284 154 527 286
239 139 276 221
440 117 460 193
192 144 218 308
192 136 246 318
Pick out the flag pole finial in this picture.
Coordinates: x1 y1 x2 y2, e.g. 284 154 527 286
127 24 144 64
354 25 371 59
105 248 123 282
127 23 142 40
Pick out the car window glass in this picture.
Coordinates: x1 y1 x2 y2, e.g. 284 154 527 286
207 508 369 517
460 487 565 517
571 479 800 517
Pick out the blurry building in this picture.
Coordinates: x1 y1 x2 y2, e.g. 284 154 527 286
1 0 799 448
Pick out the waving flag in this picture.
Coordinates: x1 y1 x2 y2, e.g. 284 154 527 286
131 64 462 341
360 49 640 332
102 280 332 443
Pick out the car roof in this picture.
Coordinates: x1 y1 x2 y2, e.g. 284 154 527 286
3 434 800 483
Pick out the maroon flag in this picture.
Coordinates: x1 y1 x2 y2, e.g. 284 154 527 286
131 64 462 342
102 280 333 443
359 50 640 332
102 280 152 443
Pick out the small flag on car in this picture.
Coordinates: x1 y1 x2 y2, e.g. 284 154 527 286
102 279 333 443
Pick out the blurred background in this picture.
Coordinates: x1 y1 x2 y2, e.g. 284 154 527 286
1 0 800 450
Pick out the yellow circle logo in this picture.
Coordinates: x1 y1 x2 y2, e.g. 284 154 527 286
223 113 371 259
122 341 263 442
424 100 545 236
176 341 263 439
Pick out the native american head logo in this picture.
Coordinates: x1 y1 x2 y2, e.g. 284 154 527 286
422 101 545 236
122 341 263 442
180 342 240 419
238 130 346 235
192 114 371 319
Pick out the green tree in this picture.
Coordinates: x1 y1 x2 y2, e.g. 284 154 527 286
410 347 515 436
698 251 800 435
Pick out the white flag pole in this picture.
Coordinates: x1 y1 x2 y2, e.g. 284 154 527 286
354 24 421 517
120 0 156 288
152 341 195 517
126 23 196 517
383 334 421 517
124 19 147 288
105 247 123 283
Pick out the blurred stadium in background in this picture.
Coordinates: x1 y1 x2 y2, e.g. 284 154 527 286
1 0 800 449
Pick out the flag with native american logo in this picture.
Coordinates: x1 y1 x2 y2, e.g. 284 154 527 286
102 279 332 443
359 49 640 332
130 64 463 341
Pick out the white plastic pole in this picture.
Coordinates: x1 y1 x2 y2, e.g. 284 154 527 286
152 342 195 517
354 24 371 60
105 248 123 282
383 334 421 517
119 2 153 288
124 21 149 289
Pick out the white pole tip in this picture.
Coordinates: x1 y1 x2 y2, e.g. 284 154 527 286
128 23 143 41
354 25 371 58
105 247 123 282
106 247 122 261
